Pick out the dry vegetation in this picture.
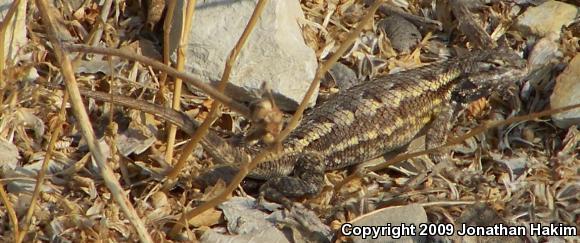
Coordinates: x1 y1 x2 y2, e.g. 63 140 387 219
0 0 578 242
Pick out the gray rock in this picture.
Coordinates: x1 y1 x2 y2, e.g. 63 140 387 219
528 33 562 69
170 0 318 111
346 204 428 242
377 15 421 54
326 62 359 90
453 203 524 243
551 54 580 128
515 1 578 37
0 138 19 171
199 197 289 243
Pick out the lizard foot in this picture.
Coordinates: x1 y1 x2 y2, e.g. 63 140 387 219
259 152 326 208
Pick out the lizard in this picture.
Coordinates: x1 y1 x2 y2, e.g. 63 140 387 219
74 48 528 207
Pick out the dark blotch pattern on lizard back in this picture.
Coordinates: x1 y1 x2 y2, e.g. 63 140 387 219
254 49 527 206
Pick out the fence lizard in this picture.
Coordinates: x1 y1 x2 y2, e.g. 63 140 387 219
77 48 528 207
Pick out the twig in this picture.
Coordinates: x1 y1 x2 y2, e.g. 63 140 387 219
168 0 269 235
16 92 69 243
88 0 114 47
165 0 196 166
34 1 153 241
0 179 18 241
159 0 176 97
167 0 385 236
64 44 252 118
0 0 23 106
156 0 177 133
420 200 478 207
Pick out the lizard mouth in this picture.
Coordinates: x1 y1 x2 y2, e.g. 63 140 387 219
484 64 530 83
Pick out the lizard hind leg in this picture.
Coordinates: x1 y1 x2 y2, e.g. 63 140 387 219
259 151 326 208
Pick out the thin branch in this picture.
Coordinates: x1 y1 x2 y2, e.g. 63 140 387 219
64 44 251 118
0 0 23 106
16 92 69 243
159 0 176 161
34 1 152 241
88 0 114 47
165 0 196 166
159 0 177 97
0 179 18 241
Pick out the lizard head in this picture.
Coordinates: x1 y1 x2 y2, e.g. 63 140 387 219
453 49 529 103
462 48 528 74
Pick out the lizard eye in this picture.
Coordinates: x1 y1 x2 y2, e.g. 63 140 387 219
490 59 505 67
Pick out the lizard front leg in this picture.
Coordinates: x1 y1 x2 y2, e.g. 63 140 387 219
259 151 326 208
405 104 455 188
426 104 455 164
424 103 489 187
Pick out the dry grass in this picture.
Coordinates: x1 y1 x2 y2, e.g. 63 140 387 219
0 0 578 242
